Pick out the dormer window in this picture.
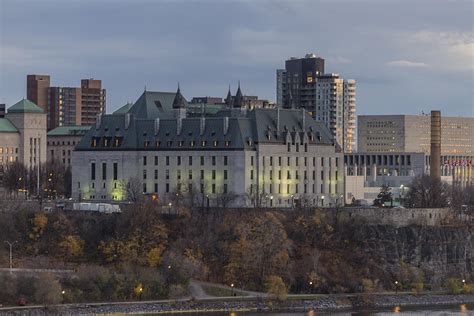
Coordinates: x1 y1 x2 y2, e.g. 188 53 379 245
167 141 172 146
144 140 150 148
91 138 98 148
178 141 184 147
114 137 123 147
156 141 161 148
213 140 218 147
190 140 195 147
202 140 207 147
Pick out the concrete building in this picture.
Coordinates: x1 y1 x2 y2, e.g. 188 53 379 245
0 99 47 179
27 75 106 130
357 114 474 185
80 79 106 126
72 87 344 208
26 75 50 112
344 152 425 204
277 54 356 152
0 104 5 118
47 125 91 168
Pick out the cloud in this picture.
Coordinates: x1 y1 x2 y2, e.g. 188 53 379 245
386 60 430 68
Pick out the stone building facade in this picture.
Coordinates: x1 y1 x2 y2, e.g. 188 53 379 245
72 88 343 208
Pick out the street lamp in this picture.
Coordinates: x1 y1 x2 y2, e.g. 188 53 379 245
4 241 17 274
321 195 325 207
394 280 399 293
230 283 234 296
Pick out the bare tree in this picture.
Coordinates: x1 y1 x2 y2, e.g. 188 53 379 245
125 177 143 202
406 175 449 208
216 187 239 209
245 185 267 209
2 161 26 197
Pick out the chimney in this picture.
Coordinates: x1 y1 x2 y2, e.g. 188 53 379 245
154 118 160 135
200 117 206 135
430 110 441 179
177 117 183 135
125 113 131 130
96 114 102 130
223 116 229 135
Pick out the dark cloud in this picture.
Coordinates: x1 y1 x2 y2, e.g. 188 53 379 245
0 0 472 116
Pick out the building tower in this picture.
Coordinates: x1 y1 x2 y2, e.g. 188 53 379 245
26 75 50 112
225 85 233 108
234 82 244 108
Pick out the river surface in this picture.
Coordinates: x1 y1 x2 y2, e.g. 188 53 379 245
144 303 473 315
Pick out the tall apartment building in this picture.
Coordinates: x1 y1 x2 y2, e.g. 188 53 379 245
276 54 356 152
0 104 5 118
26 75 106 130
26 75 51 112
80 79 106 126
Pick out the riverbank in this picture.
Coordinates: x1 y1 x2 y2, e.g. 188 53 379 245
1 293 474 315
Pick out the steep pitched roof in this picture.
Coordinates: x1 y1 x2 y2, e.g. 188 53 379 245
127 91 176 119
225 86 233 107
47 125 91 136
8 99 44 113
113 102 134 114
0 118 19 133
233 83 244 108
172 85 188 109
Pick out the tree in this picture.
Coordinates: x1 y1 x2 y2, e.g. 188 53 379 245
225 212 291 290
34 273 62 304
2 161 27 196
265 275 287 301
58 235 84 260
374 184 393 207
125 177 143 202
406 175 449 208
245 185 267 209
216 187 239 209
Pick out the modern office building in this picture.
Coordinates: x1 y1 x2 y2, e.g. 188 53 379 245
47 125 91 168
26 75 51 112
0 99 47 180
27 75 106 130
72 87 344 208
276 54 356 152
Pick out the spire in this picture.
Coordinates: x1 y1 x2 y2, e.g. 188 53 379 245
172 83 188 109
233 81 244 108
225 84 233 107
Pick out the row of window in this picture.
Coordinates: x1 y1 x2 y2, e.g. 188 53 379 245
143 155 229 166
251 169 338 181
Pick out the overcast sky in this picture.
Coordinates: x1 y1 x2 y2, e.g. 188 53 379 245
1 0 473 116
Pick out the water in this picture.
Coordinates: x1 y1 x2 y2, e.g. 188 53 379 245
147 303 473 315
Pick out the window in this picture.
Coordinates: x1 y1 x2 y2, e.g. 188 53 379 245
296 143 299 152
200 170 204 179
143 156 147 166
166 156 170 166
189 170 193 180
296 157 299 166
143 169 147 180
304 143 308 152
212 170 216 180
224 156 228 166
212 183 216 193
166 183 169 193
154 183 158 193
278 157 282 166
201 156 204 166
154 169 158 179
321 170 324 180
287 170 291 180
212 156 216 166
188 183 193 192
102 162 106 180
189 156 193 166
166 169 169 180
270 157 273 166
224 170 228 180
287 143 291 152
321 157 324 167
223 183 228 193
287 157 290 165
269 170 273 180
177 170 181 180
91 162 96 180
250 170 254 180
154 156 158 165
113 162 118 180
251 156 254 166
177 156 181 166
295 171 299 180
278 170 281 180
143 183 147 193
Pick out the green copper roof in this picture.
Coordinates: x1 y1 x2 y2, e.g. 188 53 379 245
113 102 134 114
8 99 44 113
47 125 91 136
0 118 19 133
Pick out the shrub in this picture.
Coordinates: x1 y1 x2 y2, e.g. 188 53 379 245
265 275 287 301
446 278 463 294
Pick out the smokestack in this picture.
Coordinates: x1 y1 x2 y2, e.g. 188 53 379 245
430 110 441 179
